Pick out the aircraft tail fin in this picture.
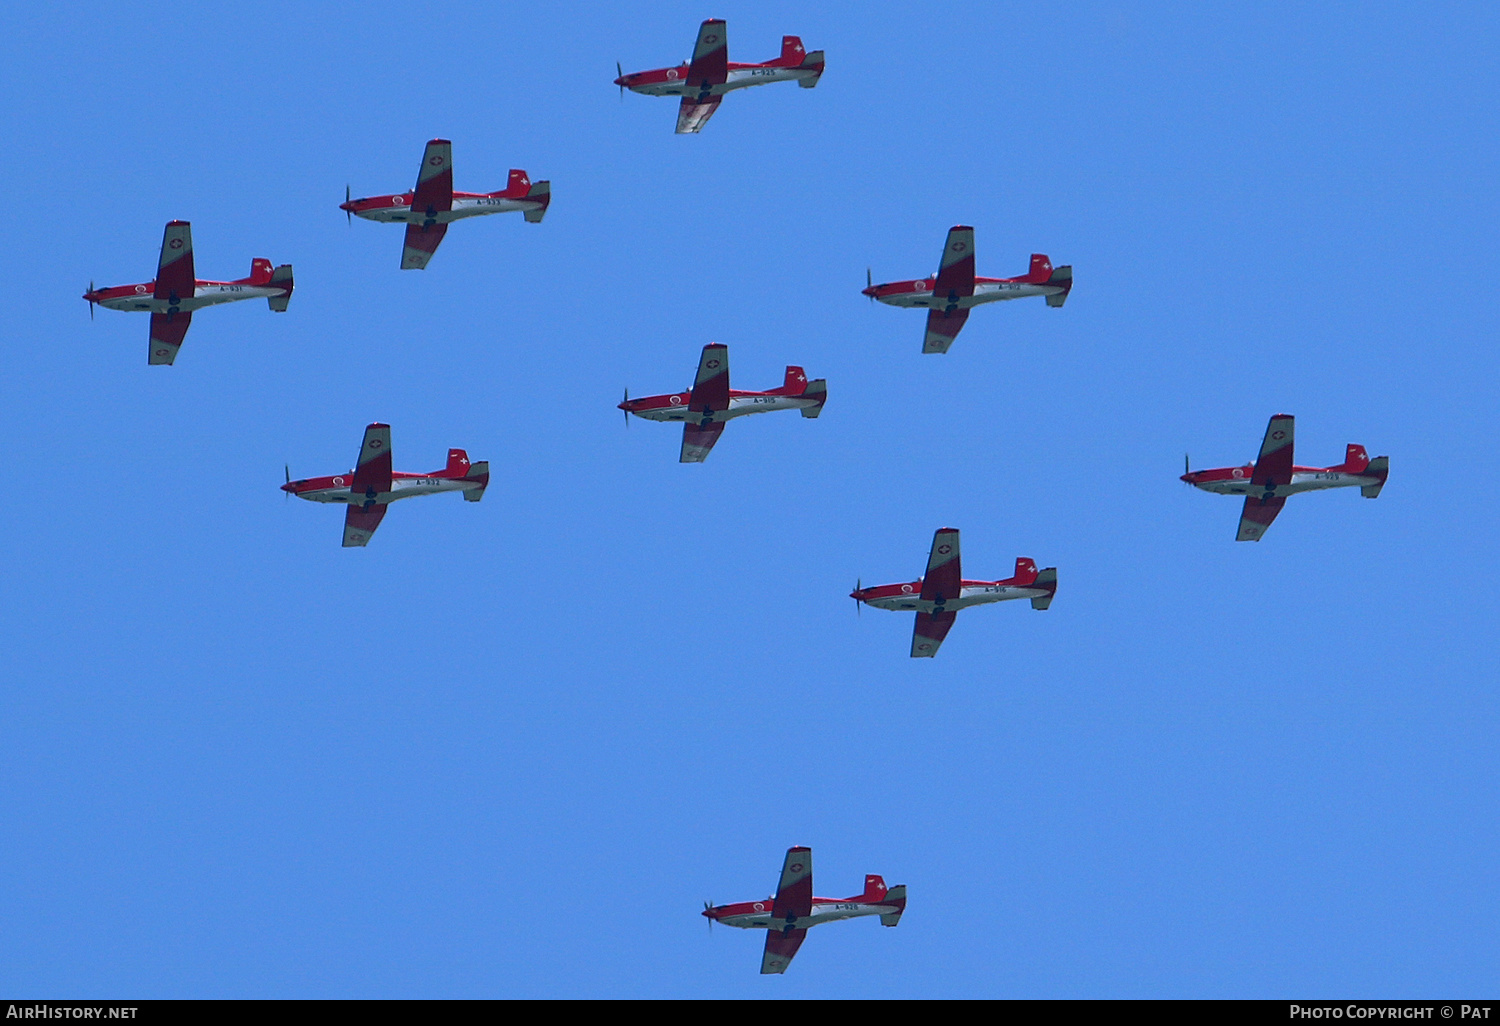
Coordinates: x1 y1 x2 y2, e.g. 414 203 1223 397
523 180 550 223
859 875 888 901
774 365 809 395
245 258 273 285
879 884 907 927
1012 556 1039 587
775 36 806 65
1045 264 1073 307
504 169 532 197
799 378 827 418
1360 456 1388 498
1030 567 1058 610
1342 443 1370 473
267 264 293 311
463 460 490 502
444 448 473 477
1026 254 1054 283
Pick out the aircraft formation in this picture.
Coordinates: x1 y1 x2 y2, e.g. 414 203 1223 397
80 17 1389 977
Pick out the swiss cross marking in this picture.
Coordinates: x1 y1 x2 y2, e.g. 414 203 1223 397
1272 430 1286 440
369 439 383 449
169 238 184 249
937 544 951 555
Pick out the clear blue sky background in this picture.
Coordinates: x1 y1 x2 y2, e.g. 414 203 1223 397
2 0 1496 999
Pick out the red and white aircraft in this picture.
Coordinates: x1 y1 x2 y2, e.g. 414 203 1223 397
340 139 550 269
1182 414 1388 541
83 220 292 366
702 846 906 975
852 528 1057 658
282 423 490 547
614 19 824 134
863 226 1072 353
619 343 826 462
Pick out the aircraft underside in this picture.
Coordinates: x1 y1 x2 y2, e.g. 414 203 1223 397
634 395 817 423
357 199 533 224
865 586 1046 614
718 902 892 930
1195 472 1381 496
101 285 283 314
297 478 471 504
881 283 1062 309
633 67 815 97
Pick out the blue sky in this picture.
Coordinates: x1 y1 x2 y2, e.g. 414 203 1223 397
2 0 1497 998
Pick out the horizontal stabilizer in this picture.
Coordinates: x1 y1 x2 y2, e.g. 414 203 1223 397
1361 456 1388 498
1045 265 1072 307
523 181 550 223
464 460 490 501
800 378 827 418
879 884 907 927
1030 568 1058 610
267 264 293 311
798 50 825 85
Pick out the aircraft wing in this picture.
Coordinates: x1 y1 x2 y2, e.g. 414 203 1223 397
1236 495 1286 542
923 307 969 354
401 222 448 270
411 139 454 216
919 528 962 602
932 225 976 297
680 421 725 463
771 847 813 921
675 95 723 134
689 344 730 411
350 423 393 497
911 610 957 658
1251 414 1295 486
761 928 807 975
687 18 728 85
154 220 195 303
148 311 191 365
343 503 387 548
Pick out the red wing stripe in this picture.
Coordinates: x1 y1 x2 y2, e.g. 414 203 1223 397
154 221 195 302
932 226 976 296
411 140 454 214
912 610 957 658
1251 415 1295 485
148 311 191 365
401 223 448 269
760 928 807 974
687 19 729 85
919 528 962 601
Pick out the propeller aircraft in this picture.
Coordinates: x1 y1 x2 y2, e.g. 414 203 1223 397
614 19 824 134
702 847 905 975
852 528 1057 657
1182 414 1388 541
864 225 1072 353
83 220 292 366
619 344 826 462
283 423 490 547
341 139 550 269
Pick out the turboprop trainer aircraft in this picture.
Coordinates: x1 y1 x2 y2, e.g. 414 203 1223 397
83 220 292 365
852 528 1057 658
619 343 826 463
1182 414 1388 541
340 139 550 269
614 18 824 134
863 225 1071 353
282 423 489 547
702 846 905 975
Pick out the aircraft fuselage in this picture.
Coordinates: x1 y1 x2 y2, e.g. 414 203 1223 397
345 192 543 224
92 281 287 314
625 391 820 424
285 473 475 505
1185 465 1385 497
621 63 819 96
710 899 894 931
869 277 1065 310
858 579 1052 614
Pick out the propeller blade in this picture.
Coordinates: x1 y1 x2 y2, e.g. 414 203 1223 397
866 267 874 301
617 61 625 100
854 578 862 617
704 900 715 932
345 184 352 224
622 387 630 428
87 281 95 320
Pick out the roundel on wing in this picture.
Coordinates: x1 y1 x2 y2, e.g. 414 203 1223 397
753 902 764 912
951 241 966 252
334 477 345 485
669 395 683 405
937 544 952 555
918 642 932 651
169 238 184 249
1232 468 1245 478
153 348 168 357
790 863 803 873
429 155 444 166
1272 430 1286 440
667 69 679 80
901 584 914 594
705 34 718 43
136 285 148 293
369 439 383 449
706 359 720 370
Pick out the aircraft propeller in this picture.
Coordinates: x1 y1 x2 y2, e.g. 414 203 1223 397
703 900 715 932
866 267 874 301
617 61 625 100
853 578 862 617
344 185 352 224
1184 452 1192 484
622 387 630 428
86 280 95 320
285 463 292 502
